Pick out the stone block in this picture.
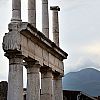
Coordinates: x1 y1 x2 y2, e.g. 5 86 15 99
59 61 64 71
49 53 55 68
28 39 35 59
43 49 49 66
35 45 43 66
54 58 59 68
21 35 28 57
35 45 42 58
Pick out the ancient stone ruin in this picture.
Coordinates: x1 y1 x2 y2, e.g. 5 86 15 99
2 0 68 100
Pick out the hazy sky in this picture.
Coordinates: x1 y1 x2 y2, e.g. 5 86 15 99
0 0 100 82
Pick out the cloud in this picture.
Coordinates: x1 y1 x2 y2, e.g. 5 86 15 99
64 41 100 73
76 58 100 69
83 43 100 56
65 57 100 74
0 0 9 7
78 59 100 72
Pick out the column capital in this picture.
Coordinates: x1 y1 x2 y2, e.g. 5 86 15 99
40 67 52 73
50 6 60 11
41 67 52 79
24 60 41 68
8 22 21 31
52 71 63 80
4 52 24 59
42 0 48 4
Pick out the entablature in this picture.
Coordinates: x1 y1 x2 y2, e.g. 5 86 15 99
20 22 68 61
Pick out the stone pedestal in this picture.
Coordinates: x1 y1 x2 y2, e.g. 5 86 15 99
41 68 52 100
42 0 49 38
26 61 40 100
7 54 23 100
53 74 63 100
28 0 36 27
12 0 21 22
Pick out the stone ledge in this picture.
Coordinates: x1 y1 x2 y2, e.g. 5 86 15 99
20 22 68 61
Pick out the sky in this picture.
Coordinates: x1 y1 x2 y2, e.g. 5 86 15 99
0 0 100 82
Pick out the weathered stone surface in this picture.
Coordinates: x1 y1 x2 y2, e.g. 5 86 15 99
53 75 63 100
7 55 23 100
42 0 49 38
49 53 55 68
28 39 35 58
26 62 40 100
43 49 49 66
3 31 21 52
41 68 52 100
54 58 59 68
20 23 67 74
12 0 21 22
3 22 21 52
35 45 43 66
50 6 60 46
20 34 28 57
28 0 36 27
59 60 64 72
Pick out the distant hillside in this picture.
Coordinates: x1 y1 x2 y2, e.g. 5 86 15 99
62 68 100 96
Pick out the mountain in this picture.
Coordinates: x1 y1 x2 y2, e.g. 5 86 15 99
62 68 100 96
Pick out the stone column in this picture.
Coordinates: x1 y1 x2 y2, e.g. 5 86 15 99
52 74 63 100
41 67 52 100
26 61 40 100
42 0 49 38
50 6 60 46
7 54 23 100
11 0 21 22
28 0 36 27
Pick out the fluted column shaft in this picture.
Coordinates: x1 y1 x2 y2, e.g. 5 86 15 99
28 0 36 27
11 0 21 22
7 54 23 100
26 62 40 100
42 0 49 38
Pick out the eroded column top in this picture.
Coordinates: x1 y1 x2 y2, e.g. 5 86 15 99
50 6 60 11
